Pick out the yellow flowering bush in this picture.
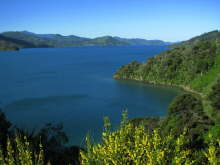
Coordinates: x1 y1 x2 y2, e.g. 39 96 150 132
0 135 44 165
0 111 219 165
204 134 220 165
81 111 220 165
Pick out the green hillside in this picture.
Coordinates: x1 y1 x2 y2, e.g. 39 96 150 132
114 30 220 96
0 34 35 50
174 30 220 47
2 32 56 47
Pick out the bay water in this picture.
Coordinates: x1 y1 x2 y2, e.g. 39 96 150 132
0 46 182 145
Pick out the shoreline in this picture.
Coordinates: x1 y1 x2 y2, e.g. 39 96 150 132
113 75 204 98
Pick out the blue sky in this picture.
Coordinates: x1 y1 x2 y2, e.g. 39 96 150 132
0 0 219 41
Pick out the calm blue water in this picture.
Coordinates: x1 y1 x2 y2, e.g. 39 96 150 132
0 46 181 145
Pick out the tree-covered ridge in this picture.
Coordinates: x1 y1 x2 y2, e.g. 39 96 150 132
0 35 35 51
1 32 55 48
174 30 220 47
114 31 220 95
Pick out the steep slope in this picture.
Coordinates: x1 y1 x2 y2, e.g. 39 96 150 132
114 30 220 128
173 30 220 47
114 30 220 95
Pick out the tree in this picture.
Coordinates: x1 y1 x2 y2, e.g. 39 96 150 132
0 110 12 150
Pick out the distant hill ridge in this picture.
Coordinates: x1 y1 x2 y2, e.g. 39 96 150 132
0 31 170 50
172 30 220 47
0 34 35 50
114 36 172 45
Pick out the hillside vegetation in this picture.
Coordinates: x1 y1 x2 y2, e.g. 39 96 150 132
114 30 220 95
1 111 219 165
110 30 220 164
114 30 220 119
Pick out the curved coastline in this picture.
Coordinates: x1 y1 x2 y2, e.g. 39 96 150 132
113 75 204 97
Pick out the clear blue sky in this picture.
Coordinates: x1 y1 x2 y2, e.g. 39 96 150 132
0 0 219 41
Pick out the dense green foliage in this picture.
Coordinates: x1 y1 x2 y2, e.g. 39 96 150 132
114 30 220 94
129 117 160 132
1 111 219 165
112 30 220 164
174 30 220 47
0 136 44 165
208 79 220 139
209 79 220 113
161 94 213 147
114 31 220 129
80 111 220 165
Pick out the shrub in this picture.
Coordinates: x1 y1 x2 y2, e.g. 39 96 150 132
80 111 220 165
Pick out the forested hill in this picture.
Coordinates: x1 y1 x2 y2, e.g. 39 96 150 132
114 30 220 95
173 30 220 47
0 31 170 50
0 34 35 50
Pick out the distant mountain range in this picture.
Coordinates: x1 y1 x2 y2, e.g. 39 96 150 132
114 37 172 46
0 31 171 50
